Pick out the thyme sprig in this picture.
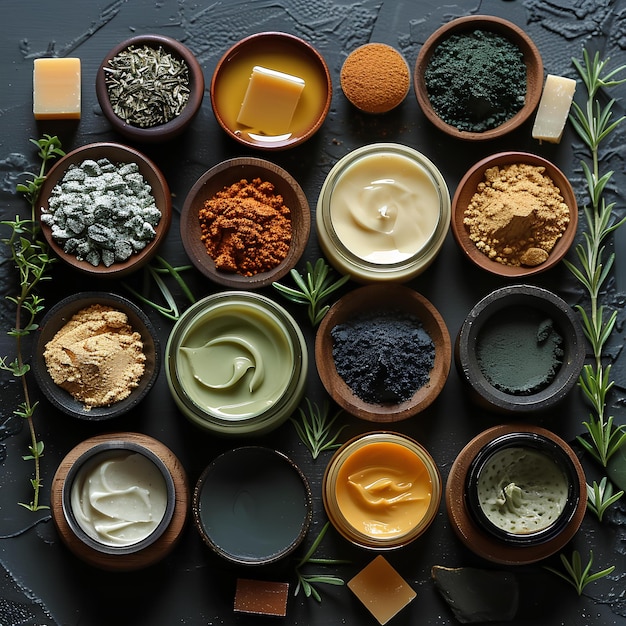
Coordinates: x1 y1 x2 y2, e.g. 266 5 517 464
544 550 615 596
586 476 623 522
273 258 350 326
122 255 196 320
291 398 347 459
294 521 348 602
1 134 64 511
565 50 626 467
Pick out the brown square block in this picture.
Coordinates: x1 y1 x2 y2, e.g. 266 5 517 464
234 578 289 617
348 555 417 625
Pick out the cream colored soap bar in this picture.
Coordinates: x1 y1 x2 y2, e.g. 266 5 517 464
532 74 576 143
33 58 81 120
237 66 305 135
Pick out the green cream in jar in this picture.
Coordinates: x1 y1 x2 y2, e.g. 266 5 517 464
476 446 569 535
166 292 307 436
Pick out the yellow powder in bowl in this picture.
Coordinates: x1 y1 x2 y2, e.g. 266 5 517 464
44 304 145 408
340 43 410 113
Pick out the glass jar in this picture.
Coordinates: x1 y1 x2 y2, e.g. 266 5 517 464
166 291 308 436
316 143 450 282
323 432 441 549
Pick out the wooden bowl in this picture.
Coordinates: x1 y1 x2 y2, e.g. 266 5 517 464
450 151 577 277
414 15 543 141
315 284 451 422
32 292 160 421
50 432 189 571
96 34 205 143
210 32 332 150
446 424 587 565
180 157 310 289
37 142 172 278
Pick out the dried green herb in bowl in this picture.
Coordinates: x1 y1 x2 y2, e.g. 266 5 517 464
96 34 205 143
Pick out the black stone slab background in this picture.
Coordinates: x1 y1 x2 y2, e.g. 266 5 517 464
1 1 625 624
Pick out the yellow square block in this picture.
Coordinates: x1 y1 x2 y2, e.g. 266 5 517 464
237 65 304 135
33 58 81 120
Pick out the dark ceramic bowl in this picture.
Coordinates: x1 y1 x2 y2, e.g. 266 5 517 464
50 432 189 571
315 284 451 422
451 151 577 278
210 32 332 150
465 431 580 546
414 15 543 141
37 142 172 278
180 157 310 289
192 446 312 566
96 34 205 143
455 284 585 413
32 292 160 421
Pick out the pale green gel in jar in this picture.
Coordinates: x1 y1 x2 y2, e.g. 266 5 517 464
166 292 307 436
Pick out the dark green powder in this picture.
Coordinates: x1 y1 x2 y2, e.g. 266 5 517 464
331 310 435 404
476 307 564 395
424 29 527 132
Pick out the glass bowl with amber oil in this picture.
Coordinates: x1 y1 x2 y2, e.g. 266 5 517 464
210 31 331 150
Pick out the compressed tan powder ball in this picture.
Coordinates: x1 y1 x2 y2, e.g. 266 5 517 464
340 43 410 113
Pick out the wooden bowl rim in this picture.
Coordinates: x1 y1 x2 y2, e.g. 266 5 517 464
414 15 544 141
315 284 451 422
180 156 311 289
450 151 578 277
37 141 172 277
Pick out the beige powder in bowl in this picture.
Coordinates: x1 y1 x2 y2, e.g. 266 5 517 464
44 304 146 408
340 43 410 113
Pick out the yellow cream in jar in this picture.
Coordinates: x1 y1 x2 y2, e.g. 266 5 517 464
329 151 441 264
335 441 433 539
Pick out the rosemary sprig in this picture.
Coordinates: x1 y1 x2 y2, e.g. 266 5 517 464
1 134 64 511
122 255 196 320
291 398 347 459
565 50 626 467
273 258 350 326
586 476 624 522
544 550 615 596
294 521 349 602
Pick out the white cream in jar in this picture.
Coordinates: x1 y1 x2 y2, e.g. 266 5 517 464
328 151 440 263
476 446 569 535
70 450 168 547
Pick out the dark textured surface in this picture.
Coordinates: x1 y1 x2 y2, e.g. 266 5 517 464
1 1 626 624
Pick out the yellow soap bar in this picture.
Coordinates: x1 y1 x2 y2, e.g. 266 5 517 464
33 58 81 120
237 65 305 135
532 74 576 143
348 556 417 625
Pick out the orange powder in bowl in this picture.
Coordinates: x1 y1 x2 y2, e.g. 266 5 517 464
340 43 410 113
